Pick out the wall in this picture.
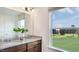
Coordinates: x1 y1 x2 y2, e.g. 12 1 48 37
25 14 31 35
28 8 49 52
0 13 17 40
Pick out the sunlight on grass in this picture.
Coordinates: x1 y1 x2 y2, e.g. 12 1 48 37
53 34 78 38
52 34 79 52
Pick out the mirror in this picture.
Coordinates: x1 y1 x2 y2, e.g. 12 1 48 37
0 7 27 40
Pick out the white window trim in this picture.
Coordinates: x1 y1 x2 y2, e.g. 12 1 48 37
48 11 68 52
48 45 68 52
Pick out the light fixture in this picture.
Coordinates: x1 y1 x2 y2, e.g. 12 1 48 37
25 7 34 12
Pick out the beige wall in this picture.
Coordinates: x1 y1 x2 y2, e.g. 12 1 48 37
28 8 50 52
33 8 49 52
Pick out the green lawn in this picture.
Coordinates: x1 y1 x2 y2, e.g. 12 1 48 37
52 34 79 52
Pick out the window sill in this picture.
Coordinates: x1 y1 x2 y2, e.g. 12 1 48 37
48 46 68 52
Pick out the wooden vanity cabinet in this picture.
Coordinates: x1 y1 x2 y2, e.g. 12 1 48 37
0 40 42 52
26 40 41 52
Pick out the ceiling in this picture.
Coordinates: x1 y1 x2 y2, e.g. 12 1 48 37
48 7 65 12
0 7 65 16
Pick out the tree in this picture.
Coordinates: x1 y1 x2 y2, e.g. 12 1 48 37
76 29 79 37
60 29 65 35
71 25 75 36
53 29 57 34
71 25 75 27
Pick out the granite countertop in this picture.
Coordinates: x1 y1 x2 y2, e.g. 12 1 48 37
0 35 42 50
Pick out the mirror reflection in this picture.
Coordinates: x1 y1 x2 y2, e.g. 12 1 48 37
0 7 27 41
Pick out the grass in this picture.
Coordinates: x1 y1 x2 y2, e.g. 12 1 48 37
52 34 79 52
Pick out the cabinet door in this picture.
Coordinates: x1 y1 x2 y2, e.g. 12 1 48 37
36 43 41 52
27 40 41 52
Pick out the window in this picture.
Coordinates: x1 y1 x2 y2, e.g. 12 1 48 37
50 7 79 52
17 19 25 28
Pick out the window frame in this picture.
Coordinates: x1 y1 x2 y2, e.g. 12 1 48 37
48 10 68 52
17 19 25 28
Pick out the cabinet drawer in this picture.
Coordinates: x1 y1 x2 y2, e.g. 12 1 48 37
28 40 41 48
0 44 26 52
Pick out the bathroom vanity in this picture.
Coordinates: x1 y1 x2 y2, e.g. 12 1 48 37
0 36 42 52
0 7 42 52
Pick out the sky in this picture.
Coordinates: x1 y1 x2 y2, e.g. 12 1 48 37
52 7 79 28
